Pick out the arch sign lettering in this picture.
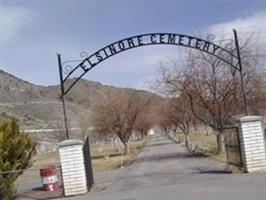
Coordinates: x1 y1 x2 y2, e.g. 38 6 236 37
57 30 248 139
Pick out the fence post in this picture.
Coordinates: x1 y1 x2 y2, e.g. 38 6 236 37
83 136 94 190
237 116 266 172
58 140 87 196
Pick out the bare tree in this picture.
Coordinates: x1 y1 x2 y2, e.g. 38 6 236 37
171 95 193 146
156 35 266 154
133 111 153 140
155 95 193 147
92 91 151 154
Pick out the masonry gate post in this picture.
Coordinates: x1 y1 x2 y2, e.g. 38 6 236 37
237 116 266 172
59 140 87 196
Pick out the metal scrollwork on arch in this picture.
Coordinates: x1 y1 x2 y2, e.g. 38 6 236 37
58 32 242 96
61 51 89 75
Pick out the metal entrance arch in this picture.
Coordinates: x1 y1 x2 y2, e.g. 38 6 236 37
57 30 247 139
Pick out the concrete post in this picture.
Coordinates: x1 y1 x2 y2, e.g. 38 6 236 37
59 140 87 196
238 116 266 172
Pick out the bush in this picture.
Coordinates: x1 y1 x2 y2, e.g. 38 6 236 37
0 117 35 200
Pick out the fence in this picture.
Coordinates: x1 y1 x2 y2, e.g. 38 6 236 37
83 136 94 190
0 163 63 199
224 127 242 168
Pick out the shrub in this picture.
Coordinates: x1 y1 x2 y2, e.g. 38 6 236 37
0 117 35 200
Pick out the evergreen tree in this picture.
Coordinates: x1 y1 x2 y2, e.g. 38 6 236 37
0 117 35 200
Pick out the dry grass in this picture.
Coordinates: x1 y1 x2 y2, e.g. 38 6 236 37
32 151 60 167
16 152 60 182
17 140 146 182
187 132 243 173
92 140 145 171
188 132 227 163
189 133 218 154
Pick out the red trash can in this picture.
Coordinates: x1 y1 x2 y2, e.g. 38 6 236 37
40 165 59 191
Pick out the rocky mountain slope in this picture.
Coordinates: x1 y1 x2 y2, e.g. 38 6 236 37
0 69 157 133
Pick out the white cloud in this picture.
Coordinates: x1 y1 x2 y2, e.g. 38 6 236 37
111 10 266 85
1 6 35 43
207 10 266 42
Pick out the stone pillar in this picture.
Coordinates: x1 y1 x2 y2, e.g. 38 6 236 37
59 140 87 196
238 116 266 172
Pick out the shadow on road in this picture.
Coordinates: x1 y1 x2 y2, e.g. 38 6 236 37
193 167 231 174
133 152 187 163
110 167 230 182
145 141 174 148
133 152 208 164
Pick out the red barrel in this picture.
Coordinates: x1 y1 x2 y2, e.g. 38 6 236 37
40 165 59 191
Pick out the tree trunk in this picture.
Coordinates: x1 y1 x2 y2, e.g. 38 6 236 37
185 134 190 148
216 132 225 154
141 131 146 140
124 142 130 155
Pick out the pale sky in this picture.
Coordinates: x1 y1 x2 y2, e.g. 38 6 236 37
1 0 266 89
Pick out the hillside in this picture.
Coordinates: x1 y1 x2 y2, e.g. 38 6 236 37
0 69 157 137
